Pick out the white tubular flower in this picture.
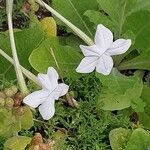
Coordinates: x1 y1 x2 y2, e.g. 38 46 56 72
23 67 69 120
76 24 131 75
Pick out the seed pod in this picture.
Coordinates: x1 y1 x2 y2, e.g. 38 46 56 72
4 88 14 97
31 133 43 145
10 85 18 95
0 92 6 99
5 97 14 108
13 92 24 107
0 98 5 107
39 143 51 150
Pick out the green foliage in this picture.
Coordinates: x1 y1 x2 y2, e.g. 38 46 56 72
96 69 143 110
84 10 113 30
0 106 33 138
52 0 98 37
29 37 82 77
119 49 150 70
45 74 131 150
0 108 20 138
0 27 44 80
123 11 150 52
125 128 150 150
20 106 34 130
4 136 31 150
0 0 150 149
139 85 150 129
97 0 150 36
109 128 131 150
85 0 150 68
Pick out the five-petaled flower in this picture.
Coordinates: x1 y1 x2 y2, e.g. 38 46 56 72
23 67 69 120
76 24 131 75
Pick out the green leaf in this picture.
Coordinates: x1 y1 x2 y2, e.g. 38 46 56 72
139 85 150 129
123 11 150 52
29 37 82 77
97 0 133 36
131 98 146 112
98 90 131 110
96 69 143 110
0 108 21 138
119 49 150 71
96 69 139 94
97 0 150 37
109 128 131 150
52 0 98 37
125 128 150 150
4 136 31 150
20 106 34 130
0 27 44 80
84 10 113 31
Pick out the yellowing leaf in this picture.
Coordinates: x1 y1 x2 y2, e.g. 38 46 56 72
40 17 57 37
20 106 34 130
4 136 31 150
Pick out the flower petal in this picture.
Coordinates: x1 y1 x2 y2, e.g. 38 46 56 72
80 45 101 56
23 90 49 108
96 54 113 75
95 24 113 51
39 99 55 120
50 83 69 100
47 67 59 89
76 57 98 73
106 39 131 56
38 74 52 91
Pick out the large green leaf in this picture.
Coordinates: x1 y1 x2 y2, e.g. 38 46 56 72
97 0 150 36
4 136 31 150
96 69 139 94
119 50 150 70
139 85 150 129
109 128 130 150
123 11 150 52
125 128 150 150
0 27 44 80
29 37 82 77
52 0 98 37
84 10 113 31
96 69 143 110
0 108 20 138
20 106 34 130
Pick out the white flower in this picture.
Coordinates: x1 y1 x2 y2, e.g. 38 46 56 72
23 67 69 120
76 24 131 75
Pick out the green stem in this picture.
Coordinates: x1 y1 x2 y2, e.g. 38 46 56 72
6 0 29 95
33 118 61 130
35 0 94 46
0 49 41 87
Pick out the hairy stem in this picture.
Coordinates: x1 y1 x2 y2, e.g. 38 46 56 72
0 49 40 87
6 0 29 95
35 0 94 45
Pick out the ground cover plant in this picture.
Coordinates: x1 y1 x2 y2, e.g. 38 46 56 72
0 0 150 149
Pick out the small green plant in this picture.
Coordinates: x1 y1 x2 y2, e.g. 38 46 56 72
0 0 150 149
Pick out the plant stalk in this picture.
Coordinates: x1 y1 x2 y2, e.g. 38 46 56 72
35 0 94 45
0 49 40 87
6 0 29 95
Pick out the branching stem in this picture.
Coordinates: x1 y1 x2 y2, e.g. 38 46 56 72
35 0 94 46
0 49 40 87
